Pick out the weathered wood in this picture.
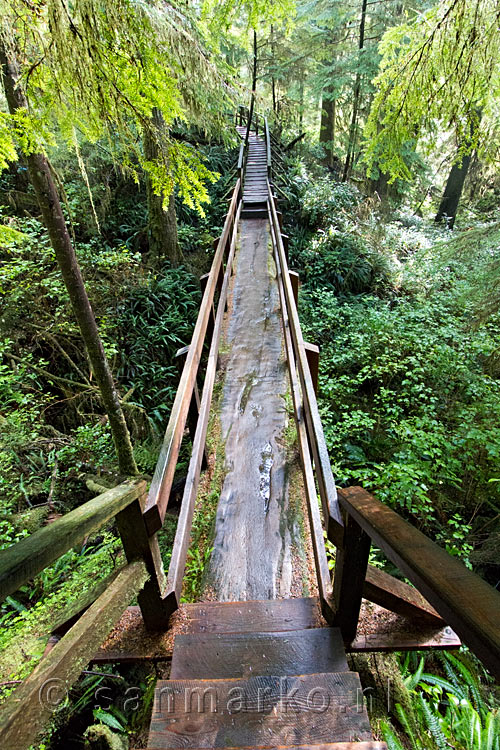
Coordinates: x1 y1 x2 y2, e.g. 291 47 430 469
52 568 122 636
171 628 348 679
364 565 444 626
337 486 500 679
144 181 240 535
116 496 169 630
0 478 146 602
0 561 148 750
163 204 241 617
175 345 208 470
149 672 372 748
281 232 290 263
186 597 322 634
268 184 343 543
304 342 320 395
349 627 461 653
333 512 371 644
265 116 272 176
289 270 299 306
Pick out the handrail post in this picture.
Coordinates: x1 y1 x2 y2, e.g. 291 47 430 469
333 510 371 644
115 493 169 630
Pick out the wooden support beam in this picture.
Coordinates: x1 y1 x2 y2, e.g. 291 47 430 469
0 561 148 750
349 626 461 653
364 565 444 626
276 210 283 231
337 486 500 679
333 512 371 644
0 479 146 603
289 270 299 307
304 342 320 395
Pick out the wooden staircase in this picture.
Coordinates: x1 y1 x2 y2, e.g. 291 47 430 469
147 599 386 749
236 126 269 218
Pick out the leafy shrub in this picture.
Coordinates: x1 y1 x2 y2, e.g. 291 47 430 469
116 265 200 429
299 179 361 229
299 226 392 296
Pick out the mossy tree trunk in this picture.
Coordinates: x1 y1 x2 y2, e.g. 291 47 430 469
342 0 368 182
144 108 182 266
320 92 336 168
1 47 137 476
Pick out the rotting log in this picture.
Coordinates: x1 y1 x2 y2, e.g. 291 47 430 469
337 486 500 679
0 478 146 602
0 561 148 750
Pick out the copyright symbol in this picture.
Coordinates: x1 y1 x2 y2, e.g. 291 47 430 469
39 678 68 708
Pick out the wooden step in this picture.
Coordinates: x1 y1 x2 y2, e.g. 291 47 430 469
171 628 348 679
242 208 268 219
149 672 373 748
185 598 322 635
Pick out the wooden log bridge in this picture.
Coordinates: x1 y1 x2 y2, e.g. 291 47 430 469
1 107 499 750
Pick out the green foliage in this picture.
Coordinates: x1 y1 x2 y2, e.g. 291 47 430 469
383 651 500 750
116 265 200 429
364 0 500 182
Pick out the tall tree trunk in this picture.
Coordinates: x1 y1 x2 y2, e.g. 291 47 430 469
342 0 368 182
298 75 304 133
320 92 336 167
270 25 277 116
144 108 182 266
1 47 138 476
435 152 473 229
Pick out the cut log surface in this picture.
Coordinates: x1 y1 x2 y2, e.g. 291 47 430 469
171 628 348 679
149 672 373 748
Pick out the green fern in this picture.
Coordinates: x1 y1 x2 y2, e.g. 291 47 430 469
380 719 406 750
419 694 448 750
395 702 419 748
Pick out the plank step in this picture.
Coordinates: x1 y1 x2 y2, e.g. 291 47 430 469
242 208 268 219
171 628 348 680
149 672 373 748
184 598 322 634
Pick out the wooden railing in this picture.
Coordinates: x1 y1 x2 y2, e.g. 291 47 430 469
330 486 500 679
0 478 155 748
267 174 500 679
143 179 241 536
267 178 343 624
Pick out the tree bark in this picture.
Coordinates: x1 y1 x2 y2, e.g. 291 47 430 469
320 92 336 167
342 0 368 182
144 108 182 266
435 152 473 229
1 46 138 476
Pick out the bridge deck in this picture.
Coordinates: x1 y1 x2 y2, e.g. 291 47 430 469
205 216 312 600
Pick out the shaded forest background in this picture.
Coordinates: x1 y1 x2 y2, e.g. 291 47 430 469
0 0 499 747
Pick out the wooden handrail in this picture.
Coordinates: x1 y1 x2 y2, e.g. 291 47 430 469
0 560 148 750
335 486 500 679
164 202 242 615
267 180 343 540
269 213 334 622
144 179 241 536
0 478 146 602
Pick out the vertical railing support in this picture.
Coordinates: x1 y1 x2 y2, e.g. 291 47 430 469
333 511 371 644
116 493 169 630
289 270 299 307
176 346 208 470
304 342 320 395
